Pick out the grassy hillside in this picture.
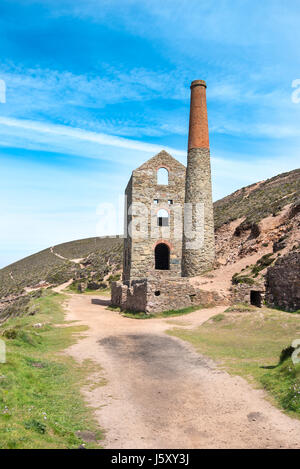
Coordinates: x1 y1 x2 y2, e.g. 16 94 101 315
0 236 122 299
169 305 300 417
0 168 299 300
214 168 300 230
0 291 103 448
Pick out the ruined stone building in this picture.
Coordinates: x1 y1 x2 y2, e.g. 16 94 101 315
112 80 217 313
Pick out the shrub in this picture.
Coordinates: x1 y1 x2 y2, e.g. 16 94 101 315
24 419 47 434
212 313 225 322
107 274 121 284
251 253 275 276
232 274 255 285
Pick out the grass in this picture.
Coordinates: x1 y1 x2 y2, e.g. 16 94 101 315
0 291 103 449
231 252 278 286
82 289 111 297
65 285 111 297
225 303 257 313
232 274 255 285
168 306 300 417
211 313 225 322
251 253 275 277
109 304 209 319
214 168 299 230
1 168 298 298
0 236 122 298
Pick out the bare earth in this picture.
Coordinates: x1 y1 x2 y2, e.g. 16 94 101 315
63 293 300 449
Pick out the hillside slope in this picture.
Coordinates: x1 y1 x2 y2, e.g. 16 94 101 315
193 169 299 310
0 237 122 299
0 168 299 309
214 168 299 229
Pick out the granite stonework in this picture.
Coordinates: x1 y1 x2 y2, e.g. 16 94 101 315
111 80 217 314
111 278 223 314
230 281 266 306
266 251 300 311
182 147 215 277
123 150 186 282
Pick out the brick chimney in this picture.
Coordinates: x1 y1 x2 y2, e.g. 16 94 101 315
182 80 215 277
188 80 209 150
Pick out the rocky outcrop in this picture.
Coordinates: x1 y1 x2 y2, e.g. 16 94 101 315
266 251 300 311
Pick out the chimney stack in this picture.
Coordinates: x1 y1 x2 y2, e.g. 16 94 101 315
188 80 209 151
182 80 215 277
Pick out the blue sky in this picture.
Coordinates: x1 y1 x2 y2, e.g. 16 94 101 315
0 0 299 267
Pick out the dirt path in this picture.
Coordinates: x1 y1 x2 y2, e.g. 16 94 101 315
50 246 84 266
64 294 300 449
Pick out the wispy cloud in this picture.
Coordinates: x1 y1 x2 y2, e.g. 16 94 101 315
1 115 298 190
0 0 299 267
0 116 186 162
2 64 299 144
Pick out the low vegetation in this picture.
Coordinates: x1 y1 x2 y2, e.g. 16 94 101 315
251 253 275 277
0 289 44 323
225 303 257 313
109 304 209 319
0 168 298 301
0 291 103 449
66 284 111 296
0 236 122 299
232 274 255 286
168 306 300 417
214 168 300 230
232 253 278 286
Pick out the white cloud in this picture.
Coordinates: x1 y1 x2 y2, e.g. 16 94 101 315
0 116 186 164
0 114 299 268
0 115 298 197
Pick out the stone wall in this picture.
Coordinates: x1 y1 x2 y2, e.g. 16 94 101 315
123 176 133 282
266 251 300 311
111 278 223 314
230 281 265 305
123 150 186 282
111 279 148 312
182 147 215 276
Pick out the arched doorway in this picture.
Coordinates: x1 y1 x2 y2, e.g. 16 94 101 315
155 243 170 270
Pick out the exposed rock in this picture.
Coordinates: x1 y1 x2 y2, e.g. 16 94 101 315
234 221 260 239
288 199 300 219
273 238 287 253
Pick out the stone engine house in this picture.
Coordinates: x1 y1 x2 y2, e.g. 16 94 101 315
123 151 186 282
112 80 217 314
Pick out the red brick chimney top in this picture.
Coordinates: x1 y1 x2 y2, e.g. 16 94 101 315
190 79 207 89
188 79 209 150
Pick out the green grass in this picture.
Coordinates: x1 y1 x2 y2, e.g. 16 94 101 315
0 291 104 449
81 289 111 297
225 303 257 313
0 236 122 298
65 284 111 296
251 253 275 277
211 313 225 322
112 304 209 320
168 307 300 417
214 168 299 229
1 168 298 298
232 274 255 285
